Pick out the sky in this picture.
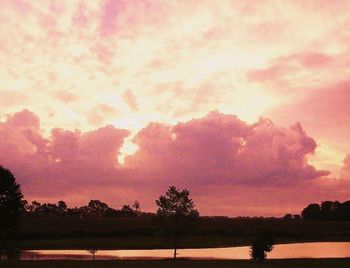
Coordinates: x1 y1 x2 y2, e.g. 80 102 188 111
1 0 350 216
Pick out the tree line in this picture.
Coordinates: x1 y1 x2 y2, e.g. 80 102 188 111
301 200 350 221
22 199 144 218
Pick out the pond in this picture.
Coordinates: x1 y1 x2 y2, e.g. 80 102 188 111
2 242 350 260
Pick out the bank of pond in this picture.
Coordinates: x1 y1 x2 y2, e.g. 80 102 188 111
2 242 350 261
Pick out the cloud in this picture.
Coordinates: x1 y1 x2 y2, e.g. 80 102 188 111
266 80 350 146
340 155 350 180
0 109 346 216
0 109 129 199
248 52 333 82
246 52 337 93
54 90 79 103
100 0 122 36
1 1 350 215
125 111 329 188
2 0 350 134
86 104 119 126
0 90 29 106
122 89 138 111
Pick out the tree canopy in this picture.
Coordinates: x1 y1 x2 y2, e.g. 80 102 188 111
155 186 199 259
301 200 350 221
250 229 275 261
0 165 23 238
22 199 142 218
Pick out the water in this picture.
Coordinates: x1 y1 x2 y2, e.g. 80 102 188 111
2 242 350 260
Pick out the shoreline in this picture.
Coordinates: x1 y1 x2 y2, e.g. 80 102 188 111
2 237 350 250
2 258 350 268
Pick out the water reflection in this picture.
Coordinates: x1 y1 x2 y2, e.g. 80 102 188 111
86 249 98 261
2 242 350 260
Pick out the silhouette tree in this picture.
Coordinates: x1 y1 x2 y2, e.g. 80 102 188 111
250 229 274 261
88 200 109 217
133 200 141 215
301 200 350 221
155 186 199 260
31 201 41 214
119 204 136 217
86 249 98 260
282 213 293 220
0 165 24 239
337 201 350 220
301 203 321 220
58 200 67 213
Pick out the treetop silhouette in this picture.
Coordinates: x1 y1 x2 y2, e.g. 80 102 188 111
0 165 24 239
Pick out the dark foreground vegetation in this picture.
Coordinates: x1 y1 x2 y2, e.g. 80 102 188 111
2 259 350 268
301 200 350 220
24 198 350 221
2 216 350 250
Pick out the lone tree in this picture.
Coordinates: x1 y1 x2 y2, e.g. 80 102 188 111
0 165 24 239
155 186 199 260
87 249 98 261
250 229 275 261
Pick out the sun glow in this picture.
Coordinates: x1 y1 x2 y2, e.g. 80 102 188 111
118 137 139 165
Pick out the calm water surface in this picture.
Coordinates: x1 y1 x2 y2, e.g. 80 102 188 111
2 242 350 260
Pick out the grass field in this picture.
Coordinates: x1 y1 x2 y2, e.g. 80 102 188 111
2 259 350 268
3 217 350 250
15 217 350 240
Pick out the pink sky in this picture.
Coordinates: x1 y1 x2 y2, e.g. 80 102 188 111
1 0 350 216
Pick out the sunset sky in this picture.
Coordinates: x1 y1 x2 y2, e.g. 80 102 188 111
1 0 350 216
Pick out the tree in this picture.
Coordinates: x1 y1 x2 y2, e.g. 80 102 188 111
58 200 67 213
250 229 274 261
87 249 98 261
282 213 293 220
0 165 24 239
301 203 321 220
133 200 141 215
88 200 109 217
155 186 199 260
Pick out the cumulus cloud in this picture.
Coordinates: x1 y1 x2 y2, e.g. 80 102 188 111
125 111 329 187
0 109 129 199
0 110 343 216
266 79 350 173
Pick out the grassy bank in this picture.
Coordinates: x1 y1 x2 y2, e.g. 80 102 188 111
2 259 350 268
3 217 350 250
14 217 350 240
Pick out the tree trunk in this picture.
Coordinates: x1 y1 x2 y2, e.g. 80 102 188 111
173 216 178 260
173 238 178 260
